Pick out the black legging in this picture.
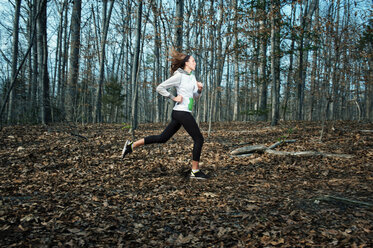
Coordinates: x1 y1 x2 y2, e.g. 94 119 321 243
144 110 204 161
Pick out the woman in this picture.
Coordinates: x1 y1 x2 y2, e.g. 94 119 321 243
121 50 207 179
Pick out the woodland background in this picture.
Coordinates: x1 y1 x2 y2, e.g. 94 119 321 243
0 0 372 246
0 0 372 129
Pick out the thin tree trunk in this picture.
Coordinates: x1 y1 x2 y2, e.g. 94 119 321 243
232 0 239 121
296 0 318 120
66 0 81 122
130 0 143 135
270 0 281 126
37 0 51 124
94 0 114 123
282 3 296 121
7 0 22 124
257 0 268 121
175 0 184 50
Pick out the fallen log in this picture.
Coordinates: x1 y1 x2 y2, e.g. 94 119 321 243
315 195 373 207
230 145 267 155
231 139 354 159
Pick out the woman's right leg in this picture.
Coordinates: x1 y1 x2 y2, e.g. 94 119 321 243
144 117 181 145
122 116 180 158
133 138 144 149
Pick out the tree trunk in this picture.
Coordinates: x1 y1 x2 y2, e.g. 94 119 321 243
270 0 281 126
66 0 81 122
58 2 69 116
94 0 114 123
257 0 268 121
130 0 143 135
282 3 296 121
175 0 184 50
37 0 51 124
151 0 161 122
332 0 341 120
7 0 22 124
31 0 38 122
232 0 239 121
296 0 318 120
54 0 68 119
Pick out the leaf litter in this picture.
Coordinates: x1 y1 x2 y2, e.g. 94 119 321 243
0 121 372 247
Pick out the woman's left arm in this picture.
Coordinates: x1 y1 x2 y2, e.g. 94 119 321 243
194 81 203 99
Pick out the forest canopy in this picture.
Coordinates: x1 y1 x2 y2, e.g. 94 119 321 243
0 0 371 126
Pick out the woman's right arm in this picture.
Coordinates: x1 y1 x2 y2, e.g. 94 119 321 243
156 72 181 100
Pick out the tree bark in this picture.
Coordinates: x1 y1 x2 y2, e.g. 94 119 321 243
232 0 240 121
270 0 281 126
7 0 22 124
130 0 143 135
66 0 82 122
150 0 162 122
37 0 51 124
282 3 296 120
94 0 115 123
257 0 268 121
175 0 184 50
296 0 318 120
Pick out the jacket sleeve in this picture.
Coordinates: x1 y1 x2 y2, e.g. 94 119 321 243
193 79 202 99
156 72 181 99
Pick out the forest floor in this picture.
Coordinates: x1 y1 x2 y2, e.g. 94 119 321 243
0 121 372 247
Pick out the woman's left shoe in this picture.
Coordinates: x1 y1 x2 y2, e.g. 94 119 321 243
190 170 209 180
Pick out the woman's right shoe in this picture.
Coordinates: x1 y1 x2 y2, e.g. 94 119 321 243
121 140 133 158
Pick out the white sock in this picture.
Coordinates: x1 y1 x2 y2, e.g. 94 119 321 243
192 169 199 174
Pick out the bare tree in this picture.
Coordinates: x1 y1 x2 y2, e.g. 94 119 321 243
296 0 318 120
175 0 184 50
7 0 22 123
66 0 82 122
130 0 143 135
257 0 268 121
232 0 239 121
94 0 115 123
270 0 281 126
36 0 51 124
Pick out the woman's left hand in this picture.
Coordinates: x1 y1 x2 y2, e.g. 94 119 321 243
197 82 203 92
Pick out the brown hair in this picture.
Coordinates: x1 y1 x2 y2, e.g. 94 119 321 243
169 48 190 74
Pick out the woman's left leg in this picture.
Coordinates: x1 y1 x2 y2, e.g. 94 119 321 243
172 111 204 170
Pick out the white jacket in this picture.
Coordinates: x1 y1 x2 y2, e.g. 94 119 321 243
156 68 201 112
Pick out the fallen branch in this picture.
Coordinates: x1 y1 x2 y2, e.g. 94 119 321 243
47 127 88 141
268 139 297 149
231 139 354 159
230 145 267 155
315 195 373 207
69 132 88 140
265 149 354 159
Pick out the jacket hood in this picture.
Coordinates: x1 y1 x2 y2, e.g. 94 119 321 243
176 68 193 75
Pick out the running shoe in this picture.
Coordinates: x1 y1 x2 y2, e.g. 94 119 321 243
121 140 133 158
190 170 209 180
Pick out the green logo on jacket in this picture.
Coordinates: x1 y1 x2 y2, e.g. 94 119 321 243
188 98 194 111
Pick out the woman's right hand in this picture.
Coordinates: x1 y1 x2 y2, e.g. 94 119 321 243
173 95 183 103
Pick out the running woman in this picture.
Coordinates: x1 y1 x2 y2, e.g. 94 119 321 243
121 50 208 179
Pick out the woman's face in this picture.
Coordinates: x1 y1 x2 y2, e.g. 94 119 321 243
185 56 196 71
